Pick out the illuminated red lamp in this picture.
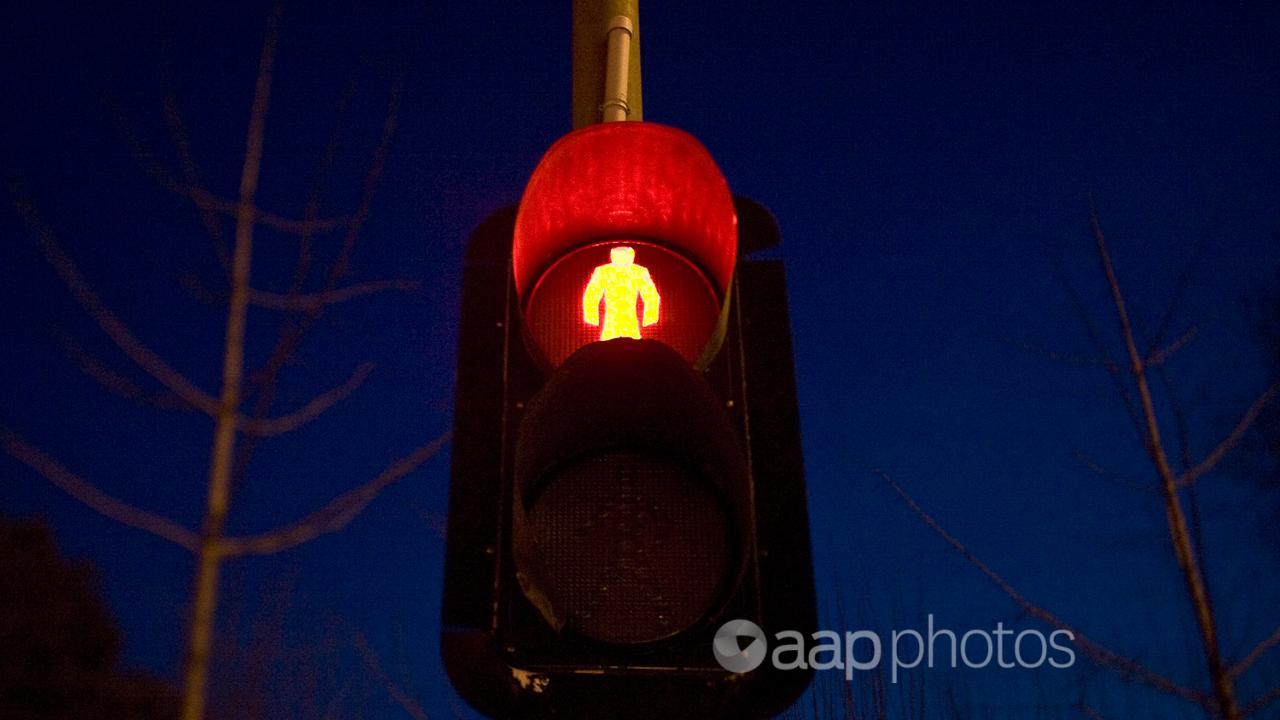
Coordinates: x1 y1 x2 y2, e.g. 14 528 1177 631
513 122 737 369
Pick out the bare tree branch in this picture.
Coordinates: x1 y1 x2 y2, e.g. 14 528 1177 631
259 80 354 311
875 467 1209 708
178 272 225 307
1 430 199 552
1146 216 1220 352
982 332 1104 367
413 505 447 540
1057 266 1146 441
1243 687 1280 718
177 184 350 236
105 96 348 241
1089 201 1239 719
319 679 351 720
1158 363 1220 637
10 190 222 417
1178 380 1280 488
238 362 375 437
162 91 230 269
1078 702 1109 720
1145 325 1200 368
353 632 429 720
230 79 403 489
181 7 279 719
1231 624 1280 680
55 329 195 412
1072 449 1158 496
249 279 419 311
14 182 378 442
329 78 401 282
219 432 450 557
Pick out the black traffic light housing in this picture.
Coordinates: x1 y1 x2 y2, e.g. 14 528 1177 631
441 198 815 718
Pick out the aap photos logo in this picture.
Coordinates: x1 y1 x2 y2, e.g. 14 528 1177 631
713 619 768 673
712 615 1076 681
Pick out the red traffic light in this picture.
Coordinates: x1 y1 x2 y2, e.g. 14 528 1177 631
513 122 737 368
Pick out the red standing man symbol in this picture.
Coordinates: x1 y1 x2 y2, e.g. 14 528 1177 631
582 246 660 341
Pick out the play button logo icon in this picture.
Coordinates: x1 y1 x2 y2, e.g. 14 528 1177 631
713 619 768 673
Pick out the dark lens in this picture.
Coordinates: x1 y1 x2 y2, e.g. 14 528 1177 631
528 452 732 644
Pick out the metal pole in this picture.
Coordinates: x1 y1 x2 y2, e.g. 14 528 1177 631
572 0 642 128
601 15 634 122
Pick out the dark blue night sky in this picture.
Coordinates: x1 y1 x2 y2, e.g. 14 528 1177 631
3 2 1278 718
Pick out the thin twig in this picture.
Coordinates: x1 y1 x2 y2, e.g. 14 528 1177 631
178 184 350 236
259 80 353 312
1 430 199 551
353 633 430 720
329 78 401 282
1231 624 1280 679
249 279 419 311
1072 449 1158 496
55 329 194 412
11 190 221 416
1243 687 1280 718
1058 267 1145 441
414 505 448 540
1145 325 1200 368
162 91 229 270
238 362 375 437
983 332 1104 367
876 468 1209 708
1159 364 1219 639
219 432 450 557
1178 380 1280 488
319 679 351 720
103 97 348 240
1078 702 1109 720
1146 217 1219 352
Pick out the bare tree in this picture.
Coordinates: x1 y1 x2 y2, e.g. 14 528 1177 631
874 203 1279 719
3 8 447 720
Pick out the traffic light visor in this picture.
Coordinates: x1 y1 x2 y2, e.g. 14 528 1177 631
513 123 737 368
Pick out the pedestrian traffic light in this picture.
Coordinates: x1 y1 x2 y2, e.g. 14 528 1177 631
441 121 816 719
